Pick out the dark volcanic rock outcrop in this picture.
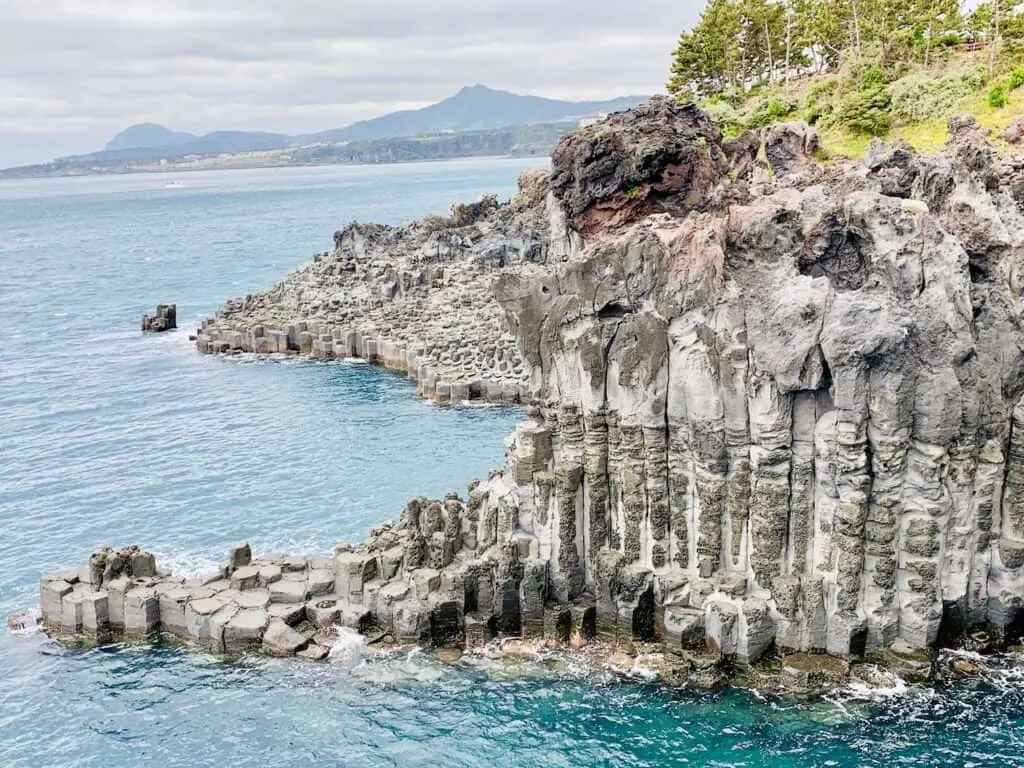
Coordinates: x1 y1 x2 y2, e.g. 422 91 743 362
550 98 729 234
39 102 1024 681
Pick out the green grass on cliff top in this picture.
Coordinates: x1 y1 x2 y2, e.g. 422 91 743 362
705 49 1024 161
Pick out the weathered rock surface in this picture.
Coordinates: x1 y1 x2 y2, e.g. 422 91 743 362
34 100 1024 683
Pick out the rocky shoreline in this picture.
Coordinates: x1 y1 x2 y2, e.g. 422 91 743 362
17 539 1013 697
191 183 555 404
20 97 1024 696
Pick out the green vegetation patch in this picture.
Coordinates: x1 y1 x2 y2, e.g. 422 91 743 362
671 0 1024 158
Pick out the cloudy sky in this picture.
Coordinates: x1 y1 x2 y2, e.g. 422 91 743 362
0 0 702 167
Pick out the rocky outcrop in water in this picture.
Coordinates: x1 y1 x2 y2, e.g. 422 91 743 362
34 99 1024 685
142 304 176 332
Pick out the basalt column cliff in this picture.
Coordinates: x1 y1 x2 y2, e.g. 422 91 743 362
36 99 1024 672
494 102 1024 660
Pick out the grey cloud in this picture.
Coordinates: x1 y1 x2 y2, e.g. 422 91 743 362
0 0 701 166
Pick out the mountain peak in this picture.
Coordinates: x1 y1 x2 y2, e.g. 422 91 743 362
449 84 507 100
104 123 196 152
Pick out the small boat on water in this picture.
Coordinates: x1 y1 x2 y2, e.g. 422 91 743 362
164 181 186 189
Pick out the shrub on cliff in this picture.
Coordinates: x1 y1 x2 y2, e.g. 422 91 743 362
700 100 742 133
838 88 892 136
887 73 975 123
802 79 838 126
989 85 1008 109
746 95 797 130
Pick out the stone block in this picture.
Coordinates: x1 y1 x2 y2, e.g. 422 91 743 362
306 598 341 628
337 604 373 631
268 603 306 626
572 605 598 640
430 601 463 646
40 579 73 626
334 552 376 603
130 551 157 578
392 599 427 643
257 565 282 586
739 598 775 664
201 571 225 586
81 591 110 636
663 606 704 649
60 592 85 634
281 555 308 573
297 644 330 661
307 569 335 596
123 587 160 637
106 576 130 630
519 560 547 622
158 588 191 635
262 619 310 657
380 547 404 580
230 566 260 591
185 597 226 644
269 579 308 604
223 609 268 654
514 421 553 483
374 581 412 625
544 606 573 643
464 613 492 649
233 589 271 610
211 606 241 652
704 600 739 657
827 613 868 657
309 556 333 571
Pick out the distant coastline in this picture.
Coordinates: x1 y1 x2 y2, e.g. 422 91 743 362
2 85 648 180
0 125 561 180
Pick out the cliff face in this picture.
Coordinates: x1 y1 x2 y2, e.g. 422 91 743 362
172 98 1024 669
493 100 1024 659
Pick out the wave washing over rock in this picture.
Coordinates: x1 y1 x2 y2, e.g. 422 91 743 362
24 98 1024 693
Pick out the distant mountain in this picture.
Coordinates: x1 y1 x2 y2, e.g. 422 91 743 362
304 85 648 144
61 129 292 164
104 123 196 152
37 85 649 170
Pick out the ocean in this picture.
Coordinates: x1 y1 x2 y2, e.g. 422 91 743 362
1 159 1022 767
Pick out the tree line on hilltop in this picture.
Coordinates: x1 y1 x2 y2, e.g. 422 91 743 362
667 0 1024 142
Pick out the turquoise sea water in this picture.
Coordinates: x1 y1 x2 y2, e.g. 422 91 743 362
1 160 1023 767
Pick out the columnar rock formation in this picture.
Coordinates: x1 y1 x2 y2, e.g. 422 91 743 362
33 99 1024 675
194 188 556 403
142 304 176 333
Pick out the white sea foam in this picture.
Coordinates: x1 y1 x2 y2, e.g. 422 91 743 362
837 668 912 702
328 626 366 667
153 551 221 581
7 607 43 635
